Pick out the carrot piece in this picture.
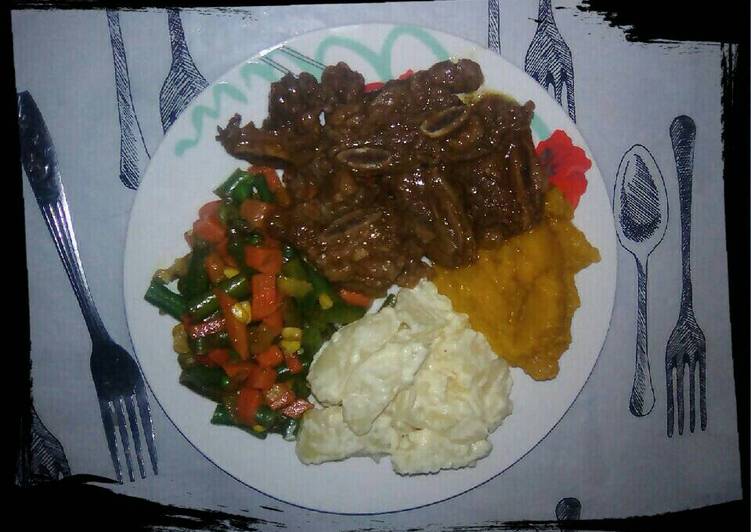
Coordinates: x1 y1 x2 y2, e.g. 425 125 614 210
244 246 282 275
222 361 255 380
261 306 284 337
198 200 223 220
284 352 304 375
250 165 282 192
207 348 231 366
204 252 225 284
251 274 279 320
236 387 263 426
239 198 273 230
193 216 226 244
214 289 250 360
248 365 277 391
338 288 373 308
256 345 284 368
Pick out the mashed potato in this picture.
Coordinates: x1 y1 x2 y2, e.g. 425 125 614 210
296 280 513 475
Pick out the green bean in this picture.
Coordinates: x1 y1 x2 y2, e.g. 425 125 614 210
187 274 250 320
144 280 186 320
211 405 269 439
282 299 302 328
218 201 239 225
214 169 251 200
214 169 275 204
210 403 235 426
182 247 210 299
208 330 231 349
291 378 311 399
324 300 366 326
177 352 197 370
301 323 325 357
231 180 256 204
249 173 275 203
179 366 226 402
189 335 210 356
255 405 281 430
304 260 335 299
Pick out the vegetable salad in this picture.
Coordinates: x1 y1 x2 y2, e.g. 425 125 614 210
145 166 369 440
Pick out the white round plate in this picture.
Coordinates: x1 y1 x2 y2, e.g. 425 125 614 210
124 23 617 515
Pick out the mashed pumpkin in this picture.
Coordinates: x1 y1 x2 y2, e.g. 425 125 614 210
432 188 600 381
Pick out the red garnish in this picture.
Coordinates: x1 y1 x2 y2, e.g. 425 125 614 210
536 129 591 209
363 69 414 93
364 81 385 93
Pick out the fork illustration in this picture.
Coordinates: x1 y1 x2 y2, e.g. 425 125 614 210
488 0 501 54
18 91 158 482
106 9 150 190
159 8 209 132
524 0 576 122
666 115 707 437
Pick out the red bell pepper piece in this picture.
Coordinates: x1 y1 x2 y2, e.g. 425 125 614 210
264 382 295 411
188 317 226 339
281 399 313 419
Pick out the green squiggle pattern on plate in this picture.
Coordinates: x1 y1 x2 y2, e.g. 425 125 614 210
315 25 449 80
239 61 283 87
174 83 248 156
174 26 552 156
531 114 551 141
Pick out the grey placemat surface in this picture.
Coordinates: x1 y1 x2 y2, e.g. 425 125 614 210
13 1 742 529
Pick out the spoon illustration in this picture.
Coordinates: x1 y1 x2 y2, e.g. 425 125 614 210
614 145 669 417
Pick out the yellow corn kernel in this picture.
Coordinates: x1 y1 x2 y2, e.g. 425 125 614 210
171 324 190 354
252 424 265 433
319 293 334 310
281 327 302 341
280 340 301 354
230 301 252 324
224 267 240 278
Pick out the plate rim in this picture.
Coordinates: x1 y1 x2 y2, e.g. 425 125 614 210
123 22 618 516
